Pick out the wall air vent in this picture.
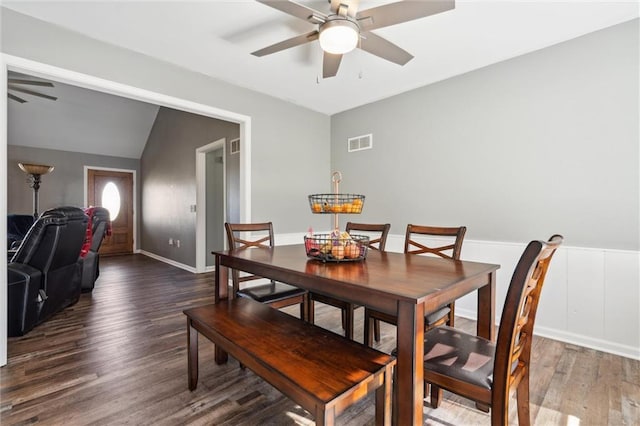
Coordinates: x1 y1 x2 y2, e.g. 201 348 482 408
230 138 240 155
347 134 372 152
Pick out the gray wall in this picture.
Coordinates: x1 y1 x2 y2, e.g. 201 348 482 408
331 19 639 250
141 107 239 267
7 144 140 225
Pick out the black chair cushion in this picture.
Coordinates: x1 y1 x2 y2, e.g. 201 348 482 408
423 326 495 390
238 281 306 304
425 306 451 326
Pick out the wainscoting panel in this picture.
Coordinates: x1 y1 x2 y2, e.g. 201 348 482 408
603 250 640 349
536 248 569 332
275 232 639 359
567 248 606 339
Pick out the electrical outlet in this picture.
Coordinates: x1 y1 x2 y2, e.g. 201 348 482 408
169 238 173 246
176 240 181 248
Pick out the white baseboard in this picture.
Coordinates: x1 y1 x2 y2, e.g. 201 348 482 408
138 250 197 273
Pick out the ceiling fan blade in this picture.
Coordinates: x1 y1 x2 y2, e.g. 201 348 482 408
323 52 343 78
257 0 327 23
8 78 54 87
357 0 454 31
252 31 319 57
8 93 27 103
359 31 413 65
330 0 360 18
9 86 58 101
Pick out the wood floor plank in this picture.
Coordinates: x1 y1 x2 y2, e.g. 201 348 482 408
2 254 639 425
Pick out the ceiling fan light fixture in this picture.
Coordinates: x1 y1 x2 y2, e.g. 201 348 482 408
319 19 359 55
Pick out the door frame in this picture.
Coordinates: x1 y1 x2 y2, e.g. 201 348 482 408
1 53 253 366
84 166 138 252
196 138 226 273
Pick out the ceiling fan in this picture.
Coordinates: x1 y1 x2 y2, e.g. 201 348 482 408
7 75 58 104
252 0 455 78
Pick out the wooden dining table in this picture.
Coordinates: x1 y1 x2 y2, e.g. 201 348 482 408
212 244 499 426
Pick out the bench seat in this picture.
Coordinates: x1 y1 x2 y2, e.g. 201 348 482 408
184 298 396 425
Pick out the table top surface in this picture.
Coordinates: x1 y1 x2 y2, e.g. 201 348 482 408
214 244 499 306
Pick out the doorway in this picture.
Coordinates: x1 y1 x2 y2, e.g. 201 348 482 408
2 54 253 366
196 138 228 272
86 167 135 255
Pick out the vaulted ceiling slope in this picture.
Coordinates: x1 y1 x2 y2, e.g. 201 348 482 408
8 72 160 159
3 1 638 115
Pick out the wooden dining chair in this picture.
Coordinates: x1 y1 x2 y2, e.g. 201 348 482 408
423 234 563 425
225 222 309 320
363 224 466 346
308 222 391 340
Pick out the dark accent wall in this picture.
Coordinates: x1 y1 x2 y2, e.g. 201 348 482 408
140 107 239 267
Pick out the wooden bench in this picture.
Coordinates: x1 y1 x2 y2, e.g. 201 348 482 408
184 298 396 425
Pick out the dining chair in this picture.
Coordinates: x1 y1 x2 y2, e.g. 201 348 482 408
363 224 466 346
422 234 563 425
225 222 309 320
308 222 391 340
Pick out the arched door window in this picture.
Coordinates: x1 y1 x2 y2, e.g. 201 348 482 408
101 181 121 221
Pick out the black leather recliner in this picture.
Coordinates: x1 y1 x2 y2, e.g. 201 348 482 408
7 214 35 249
8 206 88 337
78 207 111 292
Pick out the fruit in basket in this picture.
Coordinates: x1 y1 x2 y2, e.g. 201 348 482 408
344 243 359 259
322 202 331 212
352 198 363 213
342 203 353 213
320 242 332 254
333 245 345 260
331 204 342 213
311 203 322 213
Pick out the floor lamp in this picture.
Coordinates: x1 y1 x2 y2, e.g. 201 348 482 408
18 163 55 218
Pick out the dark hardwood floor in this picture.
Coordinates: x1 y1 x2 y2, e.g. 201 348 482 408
1 254 639 425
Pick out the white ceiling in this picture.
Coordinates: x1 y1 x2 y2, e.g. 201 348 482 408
4 0 638 115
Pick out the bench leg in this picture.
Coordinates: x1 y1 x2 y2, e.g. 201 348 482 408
344 306 354 340
308 296 315 324
316 405 335 426
376 364 393 426
187 319 198 391
215 347 229 365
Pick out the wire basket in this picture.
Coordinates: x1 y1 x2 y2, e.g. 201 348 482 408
304 232 369 262
308 194 365 214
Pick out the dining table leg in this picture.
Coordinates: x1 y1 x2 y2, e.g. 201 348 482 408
475 271 496 413
394 300 425 426
213 254 229 365
477 271 496 341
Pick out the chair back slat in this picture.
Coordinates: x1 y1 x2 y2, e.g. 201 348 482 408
345 222 391 252
404 225 467 260
492 234 563 415
225 222 275 290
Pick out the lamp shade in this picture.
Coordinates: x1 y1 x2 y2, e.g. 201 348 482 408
19 163 55 175
319 19 359 55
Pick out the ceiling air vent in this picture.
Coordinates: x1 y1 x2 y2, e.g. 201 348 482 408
347 134 372 152
230 138 240 155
